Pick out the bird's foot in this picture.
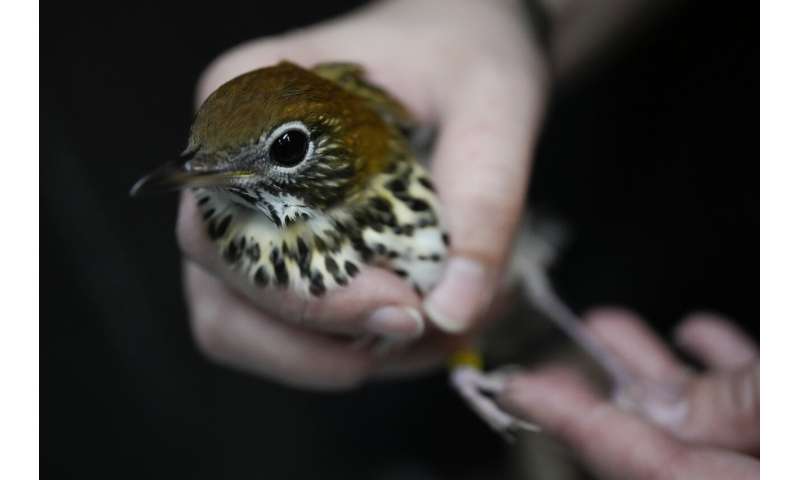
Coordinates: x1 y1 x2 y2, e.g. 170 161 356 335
450 365 540 442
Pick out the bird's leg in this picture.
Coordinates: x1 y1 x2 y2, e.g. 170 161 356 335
517 266 638 399
448 349 540 441
507 219 638 398
522 276 693 423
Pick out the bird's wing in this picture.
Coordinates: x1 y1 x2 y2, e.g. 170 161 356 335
311 62 417 135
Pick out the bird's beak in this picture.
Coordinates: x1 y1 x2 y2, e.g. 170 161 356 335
129 158 254 197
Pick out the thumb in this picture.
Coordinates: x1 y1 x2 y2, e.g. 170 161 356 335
423 67 544 332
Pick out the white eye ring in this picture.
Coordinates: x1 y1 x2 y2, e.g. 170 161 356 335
262 120 314 174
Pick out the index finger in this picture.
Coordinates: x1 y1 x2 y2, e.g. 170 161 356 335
502 367 686 480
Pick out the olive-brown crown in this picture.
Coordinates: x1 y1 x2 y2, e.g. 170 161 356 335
185 62 408 209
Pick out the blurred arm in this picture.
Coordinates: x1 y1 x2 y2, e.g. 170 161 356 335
536 0 682 80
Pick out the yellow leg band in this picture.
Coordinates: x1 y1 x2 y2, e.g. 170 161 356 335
448 347 483 370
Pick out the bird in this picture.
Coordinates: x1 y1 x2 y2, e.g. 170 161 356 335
131 60 634 439
132 61 448 298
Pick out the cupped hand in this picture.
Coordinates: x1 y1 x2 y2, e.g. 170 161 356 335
178 0 548 388
501 309 759 480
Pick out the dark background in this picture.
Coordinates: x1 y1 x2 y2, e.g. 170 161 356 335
42 1 757 479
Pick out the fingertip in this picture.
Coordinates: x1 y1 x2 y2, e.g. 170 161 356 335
584 307 644 335
365 305 425 340
673 311 734 346
674 312 757 370
422 256 491 333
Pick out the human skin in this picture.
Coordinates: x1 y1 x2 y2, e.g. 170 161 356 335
501 309 759 480
178 0 547 388
175 2 760 476
176 0 684 387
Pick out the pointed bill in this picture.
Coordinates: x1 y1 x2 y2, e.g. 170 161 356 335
129 159 254 196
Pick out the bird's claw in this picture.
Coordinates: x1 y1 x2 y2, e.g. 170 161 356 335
450 365 540 441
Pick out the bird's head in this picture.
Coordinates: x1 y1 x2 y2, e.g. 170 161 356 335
132 61 399 220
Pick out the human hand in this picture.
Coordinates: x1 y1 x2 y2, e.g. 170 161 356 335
178 0 548 388
501 309 759 479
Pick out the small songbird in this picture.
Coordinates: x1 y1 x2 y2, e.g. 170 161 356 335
132 61 629 438
132 61 448 298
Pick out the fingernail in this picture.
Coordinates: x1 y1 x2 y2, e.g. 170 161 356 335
423 257 489 333
614 381 689 429
365 306 424 340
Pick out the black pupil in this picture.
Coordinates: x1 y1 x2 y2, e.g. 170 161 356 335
269 129 309 167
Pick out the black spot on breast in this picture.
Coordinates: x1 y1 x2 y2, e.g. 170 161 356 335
208 214 231 240
417 219 437 228
418 177 436 192
407 198 430 212
297 238 311 277
385 178 406 193
371 197 392 213
197 196 210 206
246 243 261 262
271 247 289 287
442 232 450 246
393 192 412 203
254 266 269 287
202 208 215 220
353 211 369 228
224 240 243 263
344 261 359 277
350 236 373 261
393 269 408 278
374 243 387 255
430 254 442 262
313 235 327 252
266 203 282 227
309 271 326 296
324 256 339 276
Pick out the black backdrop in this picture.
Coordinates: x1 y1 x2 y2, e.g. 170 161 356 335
42 2 757 478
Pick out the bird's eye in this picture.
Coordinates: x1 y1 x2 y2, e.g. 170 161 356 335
269 129 309 167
